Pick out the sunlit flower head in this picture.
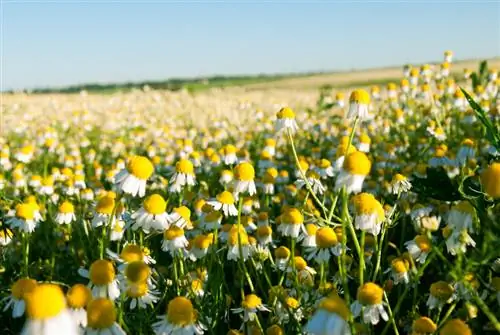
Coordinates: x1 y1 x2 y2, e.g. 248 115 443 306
351 282 388 325
152 296 205 335
114 155 154 197
275 107 298 134
335 151 372 194
348 89 371 120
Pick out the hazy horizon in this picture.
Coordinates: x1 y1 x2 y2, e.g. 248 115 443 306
2 1 500 90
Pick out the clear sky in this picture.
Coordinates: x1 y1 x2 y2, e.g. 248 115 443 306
2 1 500 90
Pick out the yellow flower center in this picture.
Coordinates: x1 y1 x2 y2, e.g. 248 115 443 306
266 325 284 335
277 107 295 119
193 234 214 249
349 89 370 104
127 156 154 179
25 284 66 320
319 296 351 320
126 282 148 298
235 162 255 181
228 226 249 246
412 316 437 333
305 223 318 236
440 319 472 335
392 174 407 183
430 281 454 300
217 191 235 205
176 159 194 174
415 235 432 252
453 201 475 215
242 294 262 309
167 296 196 326
480 162 500 199
274 246 290 259
125 261 150 283
391 258 409 273
316 227 338 248
357 282 384 305
343 151 371 175
143 194 167 215
282 208 303 225
16 203 36 220
89 260 115 285
174 206 191 222
87 298 116 329
285 297 299 309
352 193 385 219
256 225 272 238
58 201 74 214
164 226 185 240
11 278 37 300
294 256 308 271
120 244 143 263
96 196 115 215
66 284 91 309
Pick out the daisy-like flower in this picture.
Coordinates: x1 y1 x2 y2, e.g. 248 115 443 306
315 159 334 178
169 158 196 193
232 294 270 322
386 257 410 285
199 210 223 231
207 191 238 217
358 134 371 153
66 284 92 328
189 233 214 260
447 201 475 233
131 193 169 232
389 173 412 195
456 139 476 166
3 278 37 318
405 235 432 264
288 256 317 284
443 226 476 256
439 319 472 335
347 89 371 120
38 176 55 195
275 296 303 323
299 223 318 247
0 227 13 246
169 206 192 229
234 162 257 196
444 50 453 63
351 282 389 325
307 227 343 263
22 284 79 335
55 201 76 225
85 298 126 335
162 226 189 256
29 175 42 188
275 106 299 134
107 243 156 272
426 281 455 310
8 202 38 233
222 144 238 165
219 169 234 186
305 295 351 335
480 162 500 199
295 170 325 195
114 155 154 197
351 193 385 236
411 316 437 335
78 259 120 301
81 188 94 201
263 138 276 156
277 207 305 238
153 296 205 335
15 145 35 163
335 151 372 194
124 281 159 310
227 225 253 261
255 225 273 245
274 246 291 270
92 194 116 228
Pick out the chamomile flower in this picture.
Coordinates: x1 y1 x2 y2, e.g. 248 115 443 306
387 257 410 285
189 233 214 260
480 162 500 199
3 278 37 318
124 281 159 310
443 226 476 256
427 281 455 310
131 194 169 232
169 159 196 194
114 155 154 197
92 194 116 228
278 207 306 238
234 162 257 196
21 284 78 335
348 89 371 120
256 225 273 245
295 170 325 195
78 259 120 301
389 174 412 194
351 193 385 236
66 284 92 328
411 316 437 335
405 235 432 264
222 144 238 165
169 206 192 229
439 319 472 335
39 176 55 195
152 296 205 335
219 169 234 186
8 202 38 233
351 282 388 325
335 151 372 194
0 227 13 245
107 243 155 271
232 294 270 322
207 191 238 217
305 295 351 335
85 298 126 335
227 225 253 261
274 246 291 270
275 107 299 134
447 201 475 233
55 201 76 225
307 227 343 263
162 226 189 255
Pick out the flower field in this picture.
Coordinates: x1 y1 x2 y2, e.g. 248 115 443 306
1 52 499 335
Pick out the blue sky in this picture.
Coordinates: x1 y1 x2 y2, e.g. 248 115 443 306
2 1 500 90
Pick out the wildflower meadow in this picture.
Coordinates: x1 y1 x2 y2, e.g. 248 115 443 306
1 51 499 335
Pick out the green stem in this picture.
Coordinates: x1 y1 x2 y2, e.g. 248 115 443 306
383 292 400 335
236 196 254 292
359 231 366 286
